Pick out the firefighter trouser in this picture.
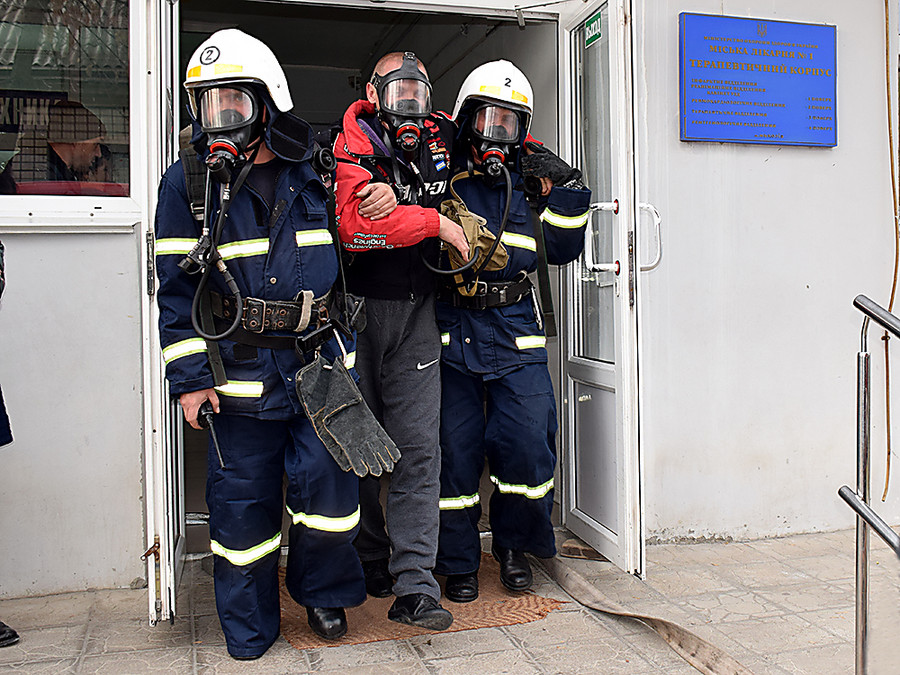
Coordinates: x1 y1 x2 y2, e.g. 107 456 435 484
353 293 443 600
435 361 558 576
206 413 365 658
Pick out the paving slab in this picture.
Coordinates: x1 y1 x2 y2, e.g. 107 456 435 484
0 527 888 674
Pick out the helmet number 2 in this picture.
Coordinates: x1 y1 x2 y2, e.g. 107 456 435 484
504 78 511 87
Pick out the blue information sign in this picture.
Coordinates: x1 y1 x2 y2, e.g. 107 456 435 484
679 13 836 147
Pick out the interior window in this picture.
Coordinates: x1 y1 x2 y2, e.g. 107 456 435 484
0 0 129 197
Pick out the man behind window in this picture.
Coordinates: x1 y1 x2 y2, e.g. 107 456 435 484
46 100 105 181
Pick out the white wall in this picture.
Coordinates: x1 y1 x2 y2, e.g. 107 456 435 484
635 0 900 540
0 233 145 596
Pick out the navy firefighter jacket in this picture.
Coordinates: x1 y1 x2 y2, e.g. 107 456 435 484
154 150 354 419
437 161 591 377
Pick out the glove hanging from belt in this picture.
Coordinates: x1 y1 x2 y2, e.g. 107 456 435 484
296 354 401 477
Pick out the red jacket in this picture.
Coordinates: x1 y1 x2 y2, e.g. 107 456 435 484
333 100 451 252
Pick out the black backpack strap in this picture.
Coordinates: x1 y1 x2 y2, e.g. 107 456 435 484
529 209 557 339
178 145 226 384
179 146 206 223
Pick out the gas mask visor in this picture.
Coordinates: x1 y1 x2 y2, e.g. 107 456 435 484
470 104 520 175
471 104 520 144
197 85 259 133
379 79 432 119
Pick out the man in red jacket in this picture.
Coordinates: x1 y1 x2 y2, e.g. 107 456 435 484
332 51 467 630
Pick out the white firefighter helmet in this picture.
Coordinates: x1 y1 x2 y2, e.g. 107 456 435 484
451 60 533 137
184 29 292 119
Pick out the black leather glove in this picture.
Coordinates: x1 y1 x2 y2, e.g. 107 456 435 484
296 354 400 477
520 141 584 189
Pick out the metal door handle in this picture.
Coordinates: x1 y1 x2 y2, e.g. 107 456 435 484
583 200 619 273
638 202 662 271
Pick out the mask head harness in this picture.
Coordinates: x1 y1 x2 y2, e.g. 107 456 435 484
371 52 432 152
468 102 522 176
195 83 264 181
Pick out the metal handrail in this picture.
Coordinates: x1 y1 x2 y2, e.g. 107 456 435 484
853 294 900 339
846 294 900 674
838 486 900 557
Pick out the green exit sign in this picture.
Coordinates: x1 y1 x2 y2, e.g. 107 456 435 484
585 10 602 47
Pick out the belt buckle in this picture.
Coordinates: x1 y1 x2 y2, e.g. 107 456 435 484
244 297 267 333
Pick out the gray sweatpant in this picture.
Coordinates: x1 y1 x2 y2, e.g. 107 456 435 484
353 293 442 600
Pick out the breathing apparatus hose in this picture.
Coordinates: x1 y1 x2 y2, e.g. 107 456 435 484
420 161 512 283
189 154 255 341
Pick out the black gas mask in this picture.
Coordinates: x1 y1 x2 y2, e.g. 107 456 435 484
469 103 521 176
197 84 263 181
371 52 432 153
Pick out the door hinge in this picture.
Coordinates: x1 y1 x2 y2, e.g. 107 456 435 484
141 535 162 622
627 231 635 308
146 231 155 296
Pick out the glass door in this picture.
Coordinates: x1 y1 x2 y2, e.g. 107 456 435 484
560 0 643 576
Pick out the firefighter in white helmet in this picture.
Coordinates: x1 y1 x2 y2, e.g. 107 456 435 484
155 29 392 658
434 60 591 603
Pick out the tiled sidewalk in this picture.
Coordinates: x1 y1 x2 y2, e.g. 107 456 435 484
0 528 897 674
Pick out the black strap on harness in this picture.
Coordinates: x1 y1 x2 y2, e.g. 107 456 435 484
529 208 557 338
180 147 227 386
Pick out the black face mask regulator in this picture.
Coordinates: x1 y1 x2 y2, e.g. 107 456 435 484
371 52 432 153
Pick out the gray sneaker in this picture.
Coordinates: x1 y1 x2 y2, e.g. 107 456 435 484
388 593 453 631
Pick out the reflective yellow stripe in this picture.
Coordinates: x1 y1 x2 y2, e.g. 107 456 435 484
214 64 243 75
218 238 269 260
541 208 589 229
490 475 554 499
500 232 536 251
296 230 333 247
287 505 360 532
162 337 208 364
155 238 196 256
210 532 281 566
215 380 264 398
515 335 546 350
344 350 357 370
441 332 450 346
439 493 480 510
187 66 201 79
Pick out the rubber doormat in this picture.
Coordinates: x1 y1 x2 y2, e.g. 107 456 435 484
279 552 563 649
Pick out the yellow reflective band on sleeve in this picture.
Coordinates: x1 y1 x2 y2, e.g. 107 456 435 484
210 532 281 566
286 505 361 532
344 350 357 370
296 230 333 247
490 475 554 499
162 337 208 364
441 333 450 346
500 232 537 252
439 493 480 510
541 208 589 229
515 335 547 350
155 238 196 256
214 380 264 398
218 238 269 260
